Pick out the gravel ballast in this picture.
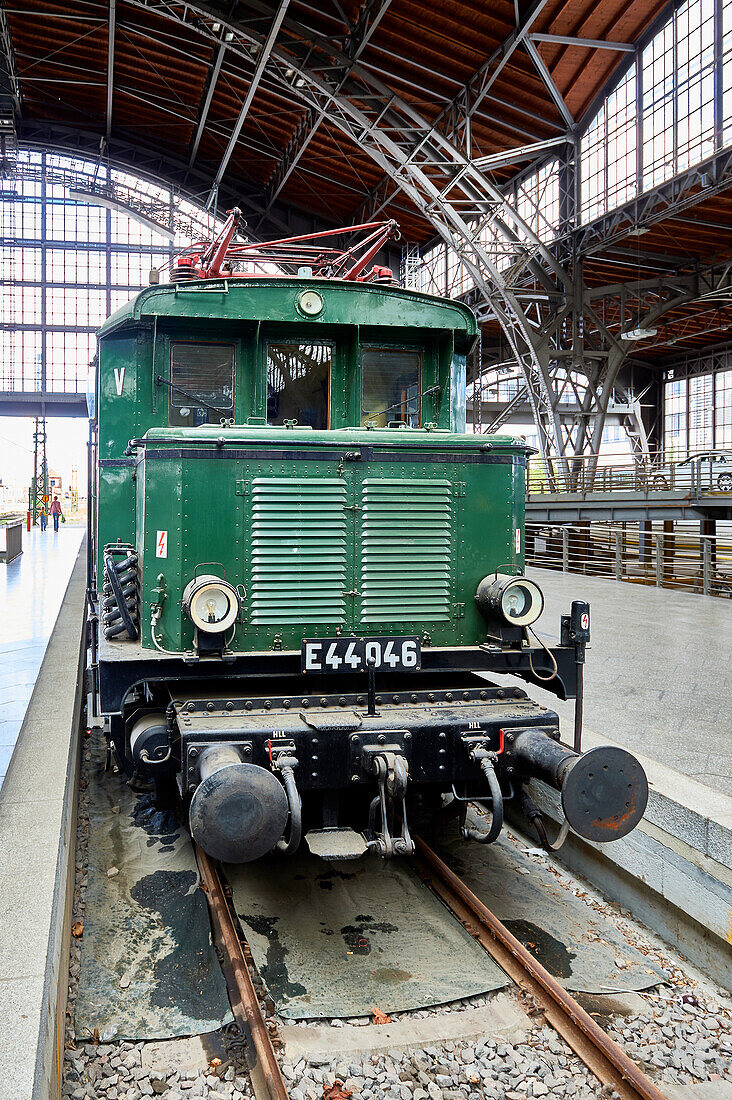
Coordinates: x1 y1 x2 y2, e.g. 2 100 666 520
62 750 731 1100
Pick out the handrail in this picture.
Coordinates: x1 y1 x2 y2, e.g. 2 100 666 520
525 521 732 599
526 450 732 497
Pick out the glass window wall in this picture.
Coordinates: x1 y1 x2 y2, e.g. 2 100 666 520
664 358 732 453
0 147 221 396
581 0 728 224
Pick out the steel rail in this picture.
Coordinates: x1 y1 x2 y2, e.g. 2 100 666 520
195 846 289 1100
412 836 668 1100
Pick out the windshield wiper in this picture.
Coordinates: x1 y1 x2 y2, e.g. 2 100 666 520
367 384 441 421
156 375 226 417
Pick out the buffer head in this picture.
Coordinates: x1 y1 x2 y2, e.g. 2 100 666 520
189 761 289 863
561 745 648 843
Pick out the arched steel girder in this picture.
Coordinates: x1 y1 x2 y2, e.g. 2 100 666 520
124 0 575 477
576 265 732 478
471 255 732 484
17 121 298 239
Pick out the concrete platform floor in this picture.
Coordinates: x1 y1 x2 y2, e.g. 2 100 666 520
515 568 732 799
0 525 84 790
0 540 86 1100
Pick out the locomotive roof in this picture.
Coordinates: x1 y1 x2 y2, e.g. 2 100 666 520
97 276 479 350
136 424 529 452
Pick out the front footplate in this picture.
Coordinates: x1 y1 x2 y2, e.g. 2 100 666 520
362 744 415 857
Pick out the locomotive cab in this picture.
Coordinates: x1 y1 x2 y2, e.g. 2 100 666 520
90 218 648 864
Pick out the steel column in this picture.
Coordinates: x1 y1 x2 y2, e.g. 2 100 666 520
106 0 116 139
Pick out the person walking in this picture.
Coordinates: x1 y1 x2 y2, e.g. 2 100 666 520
39 504 47 531
50 495 63 532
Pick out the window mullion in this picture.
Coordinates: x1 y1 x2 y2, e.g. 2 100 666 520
714 0 723 149
636 47 643 196
673 8 679 176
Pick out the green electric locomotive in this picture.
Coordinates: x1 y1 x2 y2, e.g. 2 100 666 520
89 215 648 863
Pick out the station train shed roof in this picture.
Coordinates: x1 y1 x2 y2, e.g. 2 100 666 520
5 0 677 237
3 0 732 454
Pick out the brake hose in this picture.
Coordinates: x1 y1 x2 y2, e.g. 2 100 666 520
464 753 504 844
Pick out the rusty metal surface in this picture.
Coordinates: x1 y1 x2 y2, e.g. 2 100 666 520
432 812 666 993
75 736 232 1041
224 850 508 1019
196 846 289 1100
413 836 669 1100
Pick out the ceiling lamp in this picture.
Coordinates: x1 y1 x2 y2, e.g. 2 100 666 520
620 326 658 341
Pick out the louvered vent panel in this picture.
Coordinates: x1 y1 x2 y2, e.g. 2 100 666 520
250 478 347 625
360 478 452 623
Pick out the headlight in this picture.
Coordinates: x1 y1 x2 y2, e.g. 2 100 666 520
182 574 239 633
476 572 544 628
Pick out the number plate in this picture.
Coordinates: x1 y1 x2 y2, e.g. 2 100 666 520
301 636 421 673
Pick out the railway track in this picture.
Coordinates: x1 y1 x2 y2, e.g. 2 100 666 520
195 845 289 1100
412 837 668 1100
197 837 670 1100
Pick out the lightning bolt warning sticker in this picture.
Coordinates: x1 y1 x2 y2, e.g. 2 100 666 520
156 530 168 558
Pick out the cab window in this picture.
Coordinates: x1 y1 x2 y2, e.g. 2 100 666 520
169 342 235 426
361 348 421 427
267 343 331 428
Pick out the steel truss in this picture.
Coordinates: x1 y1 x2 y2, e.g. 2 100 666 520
120 0 583 480
17 121 301 240
471 257 732 473
664 341 732 379
114 0 732 482
29 416 47 525
0 1 20 162
7 0 730 474
573 146 732 257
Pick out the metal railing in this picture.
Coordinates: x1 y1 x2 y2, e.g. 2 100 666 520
527 450 732 496
526 522 732 598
